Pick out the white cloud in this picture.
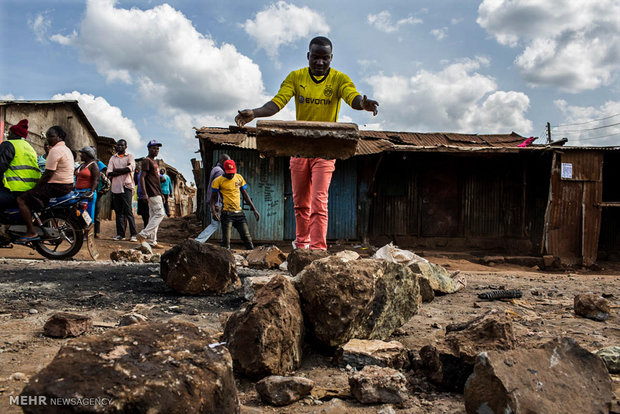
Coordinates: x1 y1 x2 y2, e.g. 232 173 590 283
477 0 620 92
29 12 51 43
243 2 329 58
553 100 620 146
50 30 77 46
367 11 422 33
52 91 143 153
365 57 533 134
430 27 448 40
0 94 16 100
61 0 266 120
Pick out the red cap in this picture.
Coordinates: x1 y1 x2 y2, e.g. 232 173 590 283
9 119 28 138
223 159 237 173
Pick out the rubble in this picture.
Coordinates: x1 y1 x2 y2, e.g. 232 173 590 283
574 293 611 321
334 339 409 370
246 245 287 269
110 248 160 263
419 310 516 391
464 337 612 414
21 321 239 413
223 275 304 378
296 256 420 347
255 375 314 406
287 248 329 276
349 365 408 404
43 312 92 338
160 239 240 295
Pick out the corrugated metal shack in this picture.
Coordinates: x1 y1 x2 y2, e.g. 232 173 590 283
195 125 620 265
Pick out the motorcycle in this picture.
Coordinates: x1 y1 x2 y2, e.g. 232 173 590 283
0 191 93 260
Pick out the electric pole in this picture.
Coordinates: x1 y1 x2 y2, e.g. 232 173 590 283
546 122 551 144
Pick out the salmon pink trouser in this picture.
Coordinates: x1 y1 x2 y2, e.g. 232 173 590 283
290 157 335 250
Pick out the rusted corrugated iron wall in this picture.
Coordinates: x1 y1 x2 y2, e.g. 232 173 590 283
370 154 418 237
543 150 603 265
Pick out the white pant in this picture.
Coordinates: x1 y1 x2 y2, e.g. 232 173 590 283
195 219 219 243
139 195 165 243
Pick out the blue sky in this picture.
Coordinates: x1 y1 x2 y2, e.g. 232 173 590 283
1 0 619 180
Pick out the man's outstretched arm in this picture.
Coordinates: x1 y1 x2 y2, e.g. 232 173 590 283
235 101 280 127
351 95 379 116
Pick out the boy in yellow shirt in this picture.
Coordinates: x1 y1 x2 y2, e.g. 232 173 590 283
210 159 260 250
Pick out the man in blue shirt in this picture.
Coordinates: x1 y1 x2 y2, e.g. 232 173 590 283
195 153 230 243
159 167 173 217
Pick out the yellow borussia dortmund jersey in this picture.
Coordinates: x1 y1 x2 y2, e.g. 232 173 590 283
211 173 247 212
271 67 360 122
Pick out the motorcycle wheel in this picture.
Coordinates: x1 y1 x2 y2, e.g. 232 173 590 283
34 212 84 260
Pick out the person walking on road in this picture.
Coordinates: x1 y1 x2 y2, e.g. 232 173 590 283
136 140 166 247
235 36 378 250
195 153 230 243
107 139 137 241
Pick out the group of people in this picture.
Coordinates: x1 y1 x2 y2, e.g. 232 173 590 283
0 121 102 243
0 119 172 248
106 139 171 247
197 36 378 252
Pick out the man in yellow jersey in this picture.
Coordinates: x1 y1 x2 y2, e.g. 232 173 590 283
210 159 260 250
235 36 378 250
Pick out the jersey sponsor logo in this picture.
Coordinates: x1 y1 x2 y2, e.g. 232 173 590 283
298 95 332 105
323 85 333 97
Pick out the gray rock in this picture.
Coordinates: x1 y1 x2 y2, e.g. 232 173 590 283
255 375 314 406
21 321 239 413
223 275 304 378
464 337 612 414
297 257 420 347
118 312 147 326
349 365 408 404
160 239 240 295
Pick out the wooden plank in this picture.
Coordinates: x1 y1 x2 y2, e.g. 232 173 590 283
256 120 359 159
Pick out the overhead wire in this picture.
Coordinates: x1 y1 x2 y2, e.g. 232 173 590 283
551 121 620 134
552 112 620 128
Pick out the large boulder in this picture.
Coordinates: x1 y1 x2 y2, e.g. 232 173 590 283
287 249 329 276
296 257 420 347
223 275 304 379
246 245 286 269
464 337 612 414
20 321 239 414
419 310 516 392
161 239 240 295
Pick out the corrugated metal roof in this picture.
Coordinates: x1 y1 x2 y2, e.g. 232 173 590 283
194 125 620 154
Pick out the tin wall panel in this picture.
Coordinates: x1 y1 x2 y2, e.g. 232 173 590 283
560 151 603 181
582 181 602 265
212 149 285 241
546 172 582 261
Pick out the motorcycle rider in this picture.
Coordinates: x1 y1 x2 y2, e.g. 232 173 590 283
0 119 41 211
16 125 74 243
